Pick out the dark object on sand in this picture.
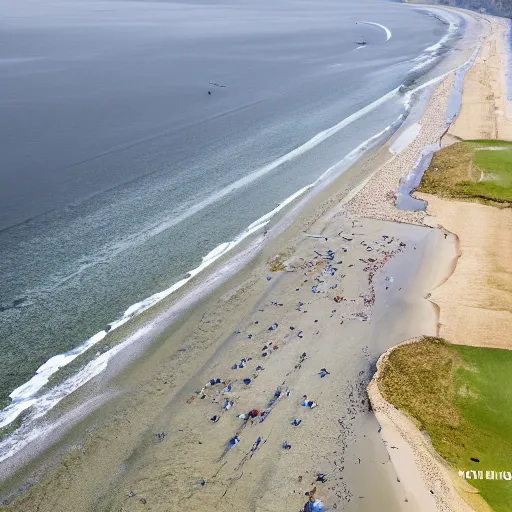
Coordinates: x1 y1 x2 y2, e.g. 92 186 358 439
128 491 135 497
154 432 166 440
319 368 330 378
470 457 480 462
316 473 328 483
282 441 292 450
140 498 147 504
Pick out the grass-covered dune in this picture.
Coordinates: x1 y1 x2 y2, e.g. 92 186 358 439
418 140 512 206
378 337 512 512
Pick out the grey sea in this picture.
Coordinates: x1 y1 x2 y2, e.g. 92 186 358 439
0 0 461 459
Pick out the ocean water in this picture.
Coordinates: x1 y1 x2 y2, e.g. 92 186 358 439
0 0 464 459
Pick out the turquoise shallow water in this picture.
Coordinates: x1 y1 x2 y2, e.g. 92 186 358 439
0 0 455 438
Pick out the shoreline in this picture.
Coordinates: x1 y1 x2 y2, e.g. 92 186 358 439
368 11 512 512
0 2 481 439
0 6 497 512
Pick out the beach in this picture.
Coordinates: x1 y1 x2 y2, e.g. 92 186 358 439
369 11 512 512
0 4 507 512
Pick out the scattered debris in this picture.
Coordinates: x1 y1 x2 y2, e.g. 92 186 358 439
229 435 240 448
301 395 317 408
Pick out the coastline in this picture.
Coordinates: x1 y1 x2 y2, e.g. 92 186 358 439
0 2 485 442
0 6 501 512
368 11 512 512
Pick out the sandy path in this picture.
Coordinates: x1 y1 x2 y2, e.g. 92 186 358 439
449 16 512 141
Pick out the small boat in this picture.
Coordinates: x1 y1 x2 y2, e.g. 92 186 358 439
355 37 366 46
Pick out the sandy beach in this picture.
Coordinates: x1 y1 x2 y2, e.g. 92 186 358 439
418 14 512 350
1 7 508 512
369 11 512 512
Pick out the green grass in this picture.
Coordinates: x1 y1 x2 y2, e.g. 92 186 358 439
418 140 512 206
379 337 512 512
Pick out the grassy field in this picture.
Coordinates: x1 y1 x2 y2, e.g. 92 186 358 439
418 140 512 206
379 337 512 512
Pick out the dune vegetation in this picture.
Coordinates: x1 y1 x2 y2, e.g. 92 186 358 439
379 337 512 512
418 140 512 206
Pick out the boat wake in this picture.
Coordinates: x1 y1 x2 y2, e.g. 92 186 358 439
357 21 392 41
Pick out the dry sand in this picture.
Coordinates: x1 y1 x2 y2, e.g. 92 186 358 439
449 16 512 141
343 76 454 226
419 194 512 348
421 15 512 349
367 12 512 512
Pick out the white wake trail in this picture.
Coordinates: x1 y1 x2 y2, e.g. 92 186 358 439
357 21 392 41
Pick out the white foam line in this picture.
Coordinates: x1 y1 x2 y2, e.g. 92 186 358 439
0 121 400 461
402 41 481 111
357 21 392 41
26 85 403 299
410 16 458 73
0 84 403 430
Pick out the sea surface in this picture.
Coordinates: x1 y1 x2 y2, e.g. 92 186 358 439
0 0 463 461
